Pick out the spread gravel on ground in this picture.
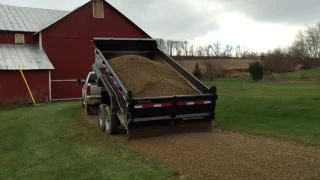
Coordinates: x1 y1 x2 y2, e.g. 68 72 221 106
108 55 197 98
126 130 320 180
83 112 320 180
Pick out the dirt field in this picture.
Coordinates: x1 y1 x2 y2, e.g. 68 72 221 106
177 58 256 72
84 113 320 180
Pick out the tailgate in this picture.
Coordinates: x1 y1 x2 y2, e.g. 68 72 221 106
130 94 217 122
89 84 102 97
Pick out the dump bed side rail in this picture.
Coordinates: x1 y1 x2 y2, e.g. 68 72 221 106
95 49 128 96
93 49 129 111
155 48 212 94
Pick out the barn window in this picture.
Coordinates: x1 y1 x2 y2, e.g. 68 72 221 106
15 34 25 44
93 0 104 18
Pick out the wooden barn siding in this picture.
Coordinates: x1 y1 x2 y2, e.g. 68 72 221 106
0 70 49 101
50 81 83 100
42 1 149 99
0 31 38 44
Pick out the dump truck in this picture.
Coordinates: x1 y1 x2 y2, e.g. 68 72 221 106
91 38 218 136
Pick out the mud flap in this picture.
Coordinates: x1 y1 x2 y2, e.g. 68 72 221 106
122 119 213 140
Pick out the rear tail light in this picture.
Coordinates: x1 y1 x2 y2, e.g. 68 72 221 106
86 85 91 96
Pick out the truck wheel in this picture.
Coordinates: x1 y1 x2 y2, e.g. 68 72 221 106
98 104 107 131
105 106 118 135
86 104 92 115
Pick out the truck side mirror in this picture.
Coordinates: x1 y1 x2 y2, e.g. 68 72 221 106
77 79 85 85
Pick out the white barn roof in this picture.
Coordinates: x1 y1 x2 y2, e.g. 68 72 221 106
0 44 54 70
0 4 68 32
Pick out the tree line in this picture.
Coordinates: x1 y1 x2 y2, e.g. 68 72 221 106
288 22 320 60
246 22 320 82
156 22 320 65
155 39 260 59
260 22 320 73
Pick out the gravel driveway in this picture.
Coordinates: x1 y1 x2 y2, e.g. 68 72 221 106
125 130 320 180
85 113 320 180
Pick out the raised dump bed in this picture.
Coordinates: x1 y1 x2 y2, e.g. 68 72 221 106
92 38 218 136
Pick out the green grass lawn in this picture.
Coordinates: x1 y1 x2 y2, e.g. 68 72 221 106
1 68 320 179
206 78 320 146
0 102 175 180
270 67 320 80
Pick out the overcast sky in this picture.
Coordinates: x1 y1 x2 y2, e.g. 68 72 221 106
1 0 319 52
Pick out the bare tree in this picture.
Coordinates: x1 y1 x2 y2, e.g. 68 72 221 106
197 46 204 56
189 44 195 56
156 38 166 53
262 48 297 78
289 31 308 60
246 51 260 59
201 59 225 80
204 45 212 56
289 22 320 60
181 41 189 56
305 24 320 58
241 46 250 58
176 41 184 56
235 45 242 58
223 44 233 57
212 41 222 57
166 40 175 56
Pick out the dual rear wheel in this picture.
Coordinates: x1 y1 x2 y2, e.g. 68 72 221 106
98 104 118 135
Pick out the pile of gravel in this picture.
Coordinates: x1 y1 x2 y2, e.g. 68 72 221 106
108 55 197 98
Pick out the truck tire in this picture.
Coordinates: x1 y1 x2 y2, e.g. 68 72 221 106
98 104 107 131
105 106 118 135
86 103 93 115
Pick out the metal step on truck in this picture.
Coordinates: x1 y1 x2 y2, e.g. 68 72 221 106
91 38 218 137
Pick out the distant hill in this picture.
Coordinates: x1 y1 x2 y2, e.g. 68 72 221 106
173 57 257 72
171 56 258 61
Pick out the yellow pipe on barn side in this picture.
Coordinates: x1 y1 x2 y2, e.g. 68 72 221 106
18 64 36 105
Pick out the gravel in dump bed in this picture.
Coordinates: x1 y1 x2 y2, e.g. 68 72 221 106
108 55 198 98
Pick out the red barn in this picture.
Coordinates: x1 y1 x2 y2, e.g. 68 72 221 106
0 0 151 102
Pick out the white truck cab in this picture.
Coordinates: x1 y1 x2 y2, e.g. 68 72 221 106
77 72 101 114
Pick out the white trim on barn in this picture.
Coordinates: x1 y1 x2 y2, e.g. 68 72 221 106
15 34 25 44
51 98 81 101
39 32 43 50
93 0 104 18
49 71 52 101
51 79 78 82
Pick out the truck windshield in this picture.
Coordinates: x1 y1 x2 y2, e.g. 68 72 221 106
88 73 98 84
